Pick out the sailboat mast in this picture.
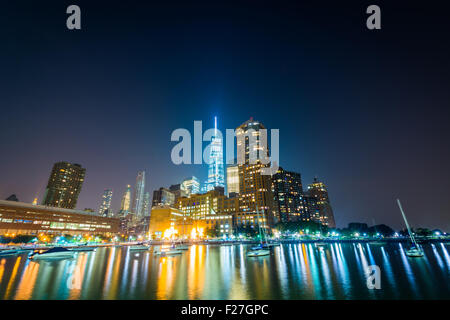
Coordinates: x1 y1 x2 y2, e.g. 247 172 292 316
396 199 419 248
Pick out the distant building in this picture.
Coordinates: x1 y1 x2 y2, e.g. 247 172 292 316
42 162 85 209
203 117 225 192
176 189 236 237
181 176 200 196
98 189 113 217
169 184 188 201
142 192 150 217
226 164 239 195
152 187 176 206
272 167 303 222
307 177 336 228
119 184 132 216
0 200 119 236
132 171 146 217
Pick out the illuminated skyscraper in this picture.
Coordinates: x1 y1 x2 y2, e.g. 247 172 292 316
98 189 113 217
142 192 150 217
226 164 239 196
204 117 225 192
307 177 336 228
181 176 200 196
119 184 132 215
235 118 278 229
132 171 146 217
42 162 85 209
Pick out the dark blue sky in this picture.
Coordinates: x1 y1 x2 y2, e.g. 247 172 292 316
1 1 449 230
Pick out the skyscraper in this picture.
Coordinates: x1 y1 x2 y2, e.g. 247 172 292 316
235 119 278 229
98 189 113 217
204 117 225 192
307 177 336 228
132 171 146 218
272 167 303 222
181 176 200 196
119 184 132 216
226 164 239 196
42 162 85 209
142 192 150 217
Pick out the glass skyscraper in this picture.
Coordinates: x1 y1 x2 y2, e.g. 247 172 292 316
132 171 146 218
204 117 225 192
181 176 200 196
98 189 113 217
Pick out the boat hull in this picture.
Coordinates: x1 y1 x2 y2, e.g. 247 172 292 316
247 249 270 257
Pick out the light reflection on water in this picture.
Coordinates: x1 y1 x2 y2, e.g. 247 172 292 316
0 243 449 300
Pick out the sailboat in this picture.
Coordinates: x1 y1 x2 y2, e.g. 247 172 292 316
397 199 424 257
247 207 270 257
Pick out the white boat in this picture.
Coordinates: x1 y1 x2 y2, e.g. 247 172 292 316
154 249 182 256
397 199 424 258
129 245 150 251
315 242 327 247
247 207 271 257
0 249 23 257
69 247 96 252
29 247 75 260
176 245 190 250
247 249 270 257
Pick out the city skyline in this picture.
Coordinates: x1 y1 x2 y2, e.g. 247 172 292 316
1 2 449 231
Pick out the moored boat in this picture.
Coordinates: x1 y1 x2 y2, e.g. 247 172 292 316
154 249 182 256
29 247 75 260
397 199 424 258
247 249 270 257
129 245 150 251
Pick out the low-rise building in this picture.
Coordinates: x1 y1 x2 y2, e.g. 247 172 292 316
0 200 120 237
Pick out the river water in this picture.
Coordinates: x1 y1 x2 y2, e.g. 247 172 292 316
0 242 449 299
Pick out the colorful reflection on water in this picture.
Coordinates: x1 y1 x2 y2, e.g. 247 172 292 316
0 243 449 300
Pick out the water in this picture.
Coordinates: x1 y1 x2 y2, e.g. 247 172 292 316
0 242 449 300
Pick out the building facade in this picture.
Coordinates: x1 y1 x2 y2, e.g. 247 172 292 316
42 162 86 209
204 117 225 192
98 189 113 217
0 200 120 236
226 164 239 196
307 178 336 228
235 119 278 230
272 167 303 222
132 171 146 217
181 176 200 196
119 184 132 216
152 187 176 207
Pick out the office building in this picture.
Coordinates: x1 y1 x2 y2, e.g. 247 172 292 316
98 189 113 217
181 176 200 196
307 177 336 228
132 171 146 217
204 117 225 192
42 162 86 209
152 187 176 206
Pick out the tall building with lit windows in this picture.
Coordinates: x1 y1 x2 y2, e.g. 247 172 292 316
42 162 86 209
132 171 146 218
98 189 113 217
181 176 200 196
272 167 303 222
142 192 151 217
226 164 239 196
204 117 225 192
235 118 278 230
119 184 132 216
307 177 336 228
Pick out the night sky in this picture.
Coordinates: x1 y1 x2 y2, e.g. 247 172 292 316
1 1 449 230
